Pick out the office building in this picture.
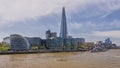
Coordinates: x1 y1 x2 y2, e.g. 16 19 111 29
3 34 42 51
46 30 57 39
10 34 30 51
26 37 41 48
60 7 68 38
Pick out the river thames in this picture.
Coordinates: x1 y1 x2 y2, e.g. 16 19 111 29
0 49 120 68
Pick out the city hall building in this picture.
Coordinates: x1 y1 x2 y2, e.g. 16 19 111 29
3 34 42 51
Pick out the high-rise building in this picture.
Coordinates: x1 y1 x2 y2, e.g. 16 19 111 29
46 29 51 39
46 30 57 39
60 7 68 38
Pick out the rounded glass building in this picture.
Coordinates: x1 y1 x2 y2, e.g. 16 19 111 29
10 34 30 51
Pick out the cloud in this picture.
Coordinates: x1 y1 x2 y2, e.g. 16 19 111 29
70 0 120 19
0 0 120 27
92 30 120 38
0 0 120 44
79 20 120 31
69 22 82 29
0 0 85 27
0 32 10 42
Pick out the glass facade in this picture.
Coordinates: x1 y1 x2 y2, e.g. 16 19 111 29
3 34 43 51
46 37 85 50
26 37 41 48
10 34 30 51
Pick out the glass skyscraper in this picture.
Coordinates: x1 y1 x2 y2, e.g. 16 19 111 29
60 7 68 39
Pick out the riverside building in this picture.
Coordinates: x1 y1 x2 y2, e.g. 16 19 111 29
46 7 85 50
3 34 42 51
3 7 85 51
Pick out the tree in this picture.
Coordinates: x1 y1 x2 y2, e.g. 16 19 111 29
0 43 10 51
31 46 39 50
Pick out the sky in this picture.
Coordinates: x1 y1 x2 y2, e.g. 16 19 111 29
0 0 120 45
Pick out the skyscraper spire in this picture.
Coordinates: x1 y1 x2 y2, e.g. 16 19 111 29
60 7 68 38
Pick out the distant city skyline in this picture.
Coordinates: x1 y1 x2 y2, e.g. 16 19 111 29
0 0 120 45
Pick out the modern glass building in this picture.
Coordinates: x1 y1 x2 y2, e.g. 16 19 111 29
10 34 30 51
46 30 57 39
46 37 64 50
3 34 43 51
26 37 41 48
46 37 85 50
46 7 85 50
2 7 86 51
60 7 68 38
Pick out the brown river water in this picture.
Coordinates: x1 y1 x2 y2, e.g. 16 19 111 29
0 49 120 68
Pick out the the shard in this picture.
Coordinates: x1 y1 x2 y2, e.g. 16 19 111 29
60 7 68 38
